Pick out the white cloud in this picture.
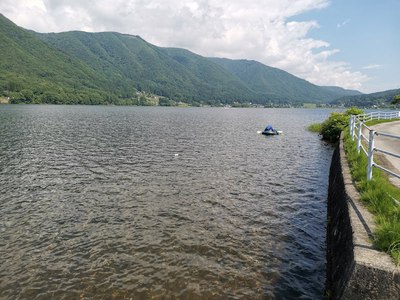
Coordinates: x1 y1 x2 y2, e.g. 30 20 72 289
362 64 383 70
0 0 368 90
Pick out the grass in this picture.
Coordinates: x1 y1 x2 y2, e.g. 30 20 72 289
343 128 400 264
306 122 322 133
365 118 400 126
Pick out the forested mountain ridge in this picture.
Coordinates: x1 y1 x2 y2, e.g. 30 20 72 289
320 86 362 97
0 14 123 104
209 58 362 103
0 13 362 105
37 32 257 104
331 88 400 107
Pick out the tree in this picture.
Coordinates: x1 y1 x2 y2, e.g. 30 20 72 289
320 108 363 143
391 95 400 105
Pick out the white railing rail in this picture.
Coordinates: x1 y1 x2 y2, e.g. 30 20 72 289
349 111 400 181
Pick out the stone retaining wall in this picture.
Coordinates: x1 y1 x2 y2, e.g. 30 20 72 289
326 134 400 299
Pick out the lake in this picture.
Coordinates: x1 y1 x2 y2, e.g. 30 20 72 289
0 105 334 299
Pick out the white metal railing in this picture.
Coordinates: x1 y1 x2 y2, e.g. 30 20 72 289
349 111 400 181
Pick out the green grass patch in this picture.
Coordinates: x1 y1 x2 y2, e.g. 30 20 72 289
303 103 317 108
343 129 400 264
307 123 322 133
365 118 400 126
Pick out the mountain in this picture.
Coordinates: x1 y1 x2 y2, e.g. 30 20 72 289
320 86 363 97
37 32 257 104
331 88 400 107
209 58 362 103
0 14 123 104
0 13 361 105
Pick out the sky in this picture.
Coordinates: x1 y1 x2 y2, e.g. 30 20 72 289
0 0 399 94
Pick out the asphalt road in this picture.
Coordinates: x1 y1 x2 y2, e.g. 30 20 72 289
371 120 400 186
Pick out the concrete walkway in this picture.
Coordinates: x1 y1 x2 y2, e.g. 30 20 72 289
371 120 400 187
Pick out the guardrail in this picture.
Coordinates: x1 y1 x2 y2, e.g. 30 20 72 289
349 111 400 181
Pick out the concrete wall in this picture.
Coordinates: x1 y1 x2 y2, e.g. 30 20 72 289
326 135 400 299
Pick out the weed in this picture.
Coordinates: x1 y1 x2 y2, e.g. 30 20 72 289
343 128 400 265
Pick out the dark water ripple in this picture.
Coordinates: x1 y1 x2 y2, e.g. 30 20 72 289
0 105 334 299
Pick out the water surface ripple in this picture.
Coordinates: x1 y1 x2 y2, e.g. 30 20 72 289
0 105 333 299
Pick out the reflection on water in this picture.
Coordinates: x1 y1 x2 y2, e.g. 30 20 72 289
0 105 333 299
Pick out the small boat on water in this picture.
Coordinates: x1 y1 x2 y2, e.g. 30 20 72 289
261 125 282 135
262 130 281 135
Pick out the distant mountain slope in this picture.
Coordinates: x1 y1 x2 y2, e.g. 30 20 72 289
37 32 257 104
160 47 258 102
331 88 400 107
209 58 361 103
320 86 363 97
0 13 362 105
0 14 122 104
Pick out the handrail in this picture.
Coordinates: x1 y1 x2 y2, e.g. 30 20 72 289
377 132 400 139
349 111 400 181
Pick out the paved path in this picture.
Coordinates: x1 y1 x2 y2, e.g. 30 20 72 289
371 120 400 187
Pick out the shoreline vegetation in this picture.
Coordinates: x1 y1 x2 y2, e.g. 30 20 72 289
0 90 354 108
308 109 400 264
2 97 399 109
307 107 363 142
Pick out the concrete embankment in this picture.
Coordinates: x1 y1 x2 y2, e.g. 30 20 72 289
326 134 400 299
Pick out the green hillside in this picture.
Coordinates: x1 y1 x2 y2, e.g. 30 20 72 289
37 32 257 104
0 13 362 105
161 47 257 103
331 88 400 107
209 58 362 103
320 85 362 97
0 14 124 104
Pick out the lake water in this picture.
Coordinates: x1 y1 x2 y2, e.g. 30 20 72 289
0 105 334 299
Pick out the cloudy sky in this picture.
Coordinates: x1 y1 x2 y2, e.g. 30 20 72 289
1 0 399 93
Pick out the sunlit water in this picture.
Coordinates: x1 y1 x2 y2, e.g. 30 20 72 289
0 105 334 299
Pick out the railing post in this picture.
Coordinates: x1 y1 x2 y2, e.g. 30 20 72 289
367 130 375 181
349 115 354 140
357 121 362 153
